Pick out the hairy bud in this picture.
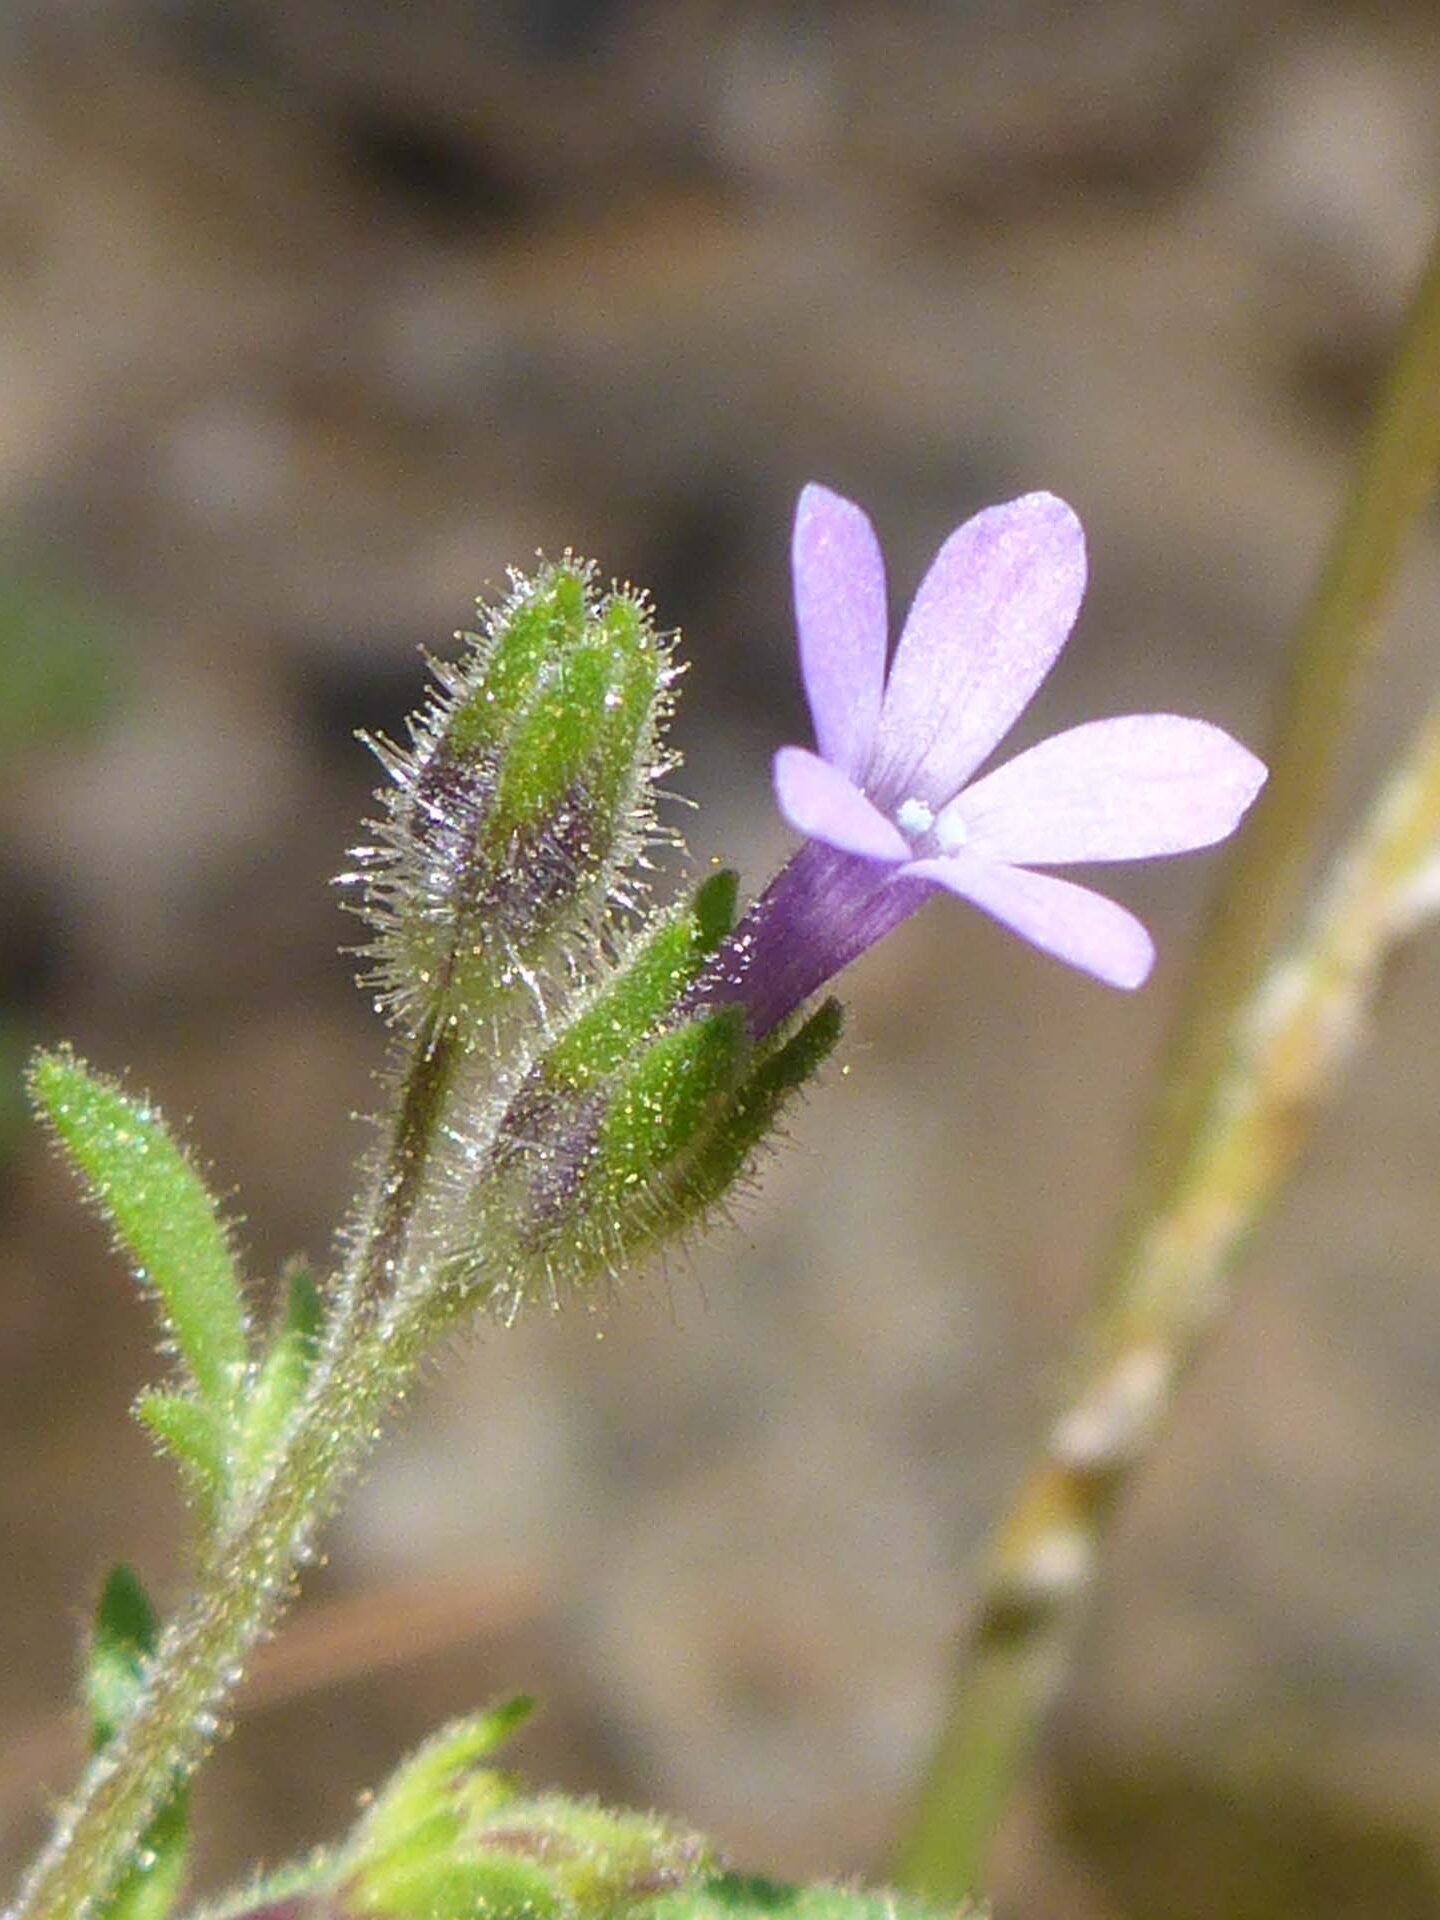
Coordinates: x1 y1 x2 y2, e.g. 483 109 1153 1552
346 561 674 1039
439 873 843 1311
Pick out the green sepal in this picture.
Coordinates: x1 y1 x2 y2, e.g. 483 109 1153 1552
234 1262 323 1486
86 1566 191 1920
135 1392 229 1528
29 1048 249 1416
446 563 588 760
679 999 844 1221
538 871 739 1098
589 1006 749 1211
489 609 658 846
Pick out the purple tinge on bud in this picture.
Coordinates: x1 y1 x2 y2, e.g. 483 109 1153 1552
694 483 1267 1033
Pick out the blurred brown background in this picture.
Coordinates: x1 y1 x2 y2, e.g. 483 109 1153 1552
4 3 1440 1915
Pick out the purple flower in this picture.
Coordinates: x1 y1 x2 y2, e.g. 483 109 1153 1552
701 485 1266 1036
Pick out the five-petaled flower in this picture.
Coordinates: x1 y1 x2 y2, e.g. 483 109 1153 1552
698 484 1266 1037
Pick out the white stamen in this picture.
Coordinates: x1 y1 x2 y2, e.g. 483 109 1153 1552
895 797 934 838
935 812 969 855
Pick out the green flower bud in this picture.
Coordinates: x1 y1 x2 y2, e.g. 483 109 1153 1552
440 871 841 1310
347 562 674 1041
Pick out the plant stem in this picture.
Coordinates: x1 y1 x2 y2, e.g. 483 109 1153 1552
1131 228 1440 1233
892 231 1440 1906
6 1034 461 1920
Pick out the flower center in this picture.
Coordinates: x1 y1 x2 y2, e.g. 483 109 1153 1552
935 813 969 855
894 796 969 856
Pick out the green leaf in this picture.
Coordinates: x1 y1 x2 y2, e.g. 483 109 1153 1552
29 1048 249 1415
234 1262 323 1487
85 1564 157 1748
86 1566 191 1920
352 1697 534 1866
135 1392 229 1527
96 1790 189 1920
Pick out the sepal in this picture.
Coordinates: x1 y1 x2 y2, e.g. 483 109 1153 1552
448 889 841 1309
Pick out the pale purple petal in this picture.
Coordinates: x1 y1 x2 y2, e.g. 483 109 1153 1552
774 745 910 862
904 849 1155 988
941 714 1268 865
792 483 889 781
868 492 1086 810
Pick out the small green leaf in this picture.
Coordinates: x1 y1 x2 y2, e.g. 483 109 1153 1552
86 1564 157 1748
234 1262 323 1487
135 1392 229 1527
352 1697 533 1866
86 1566 191 1920
29 1048 249 1415
96 1791 189 1920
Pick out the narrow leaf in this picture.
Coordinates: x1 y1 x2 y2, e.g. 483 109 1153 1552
86 1563 157 1748
352 1697 534 1865
86 1566 191 1920
29 1047 249 1413
234 1262 323 1487
135 1391 229 1527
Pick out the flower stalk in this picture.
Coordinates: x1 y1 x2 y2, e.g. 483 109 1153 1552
1136 227 1440 1219
892 230 1440 1904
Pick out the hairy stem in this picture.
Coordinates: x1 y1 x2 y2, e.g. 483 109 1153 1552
7 1035 461 1920
892 231 1440 1905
